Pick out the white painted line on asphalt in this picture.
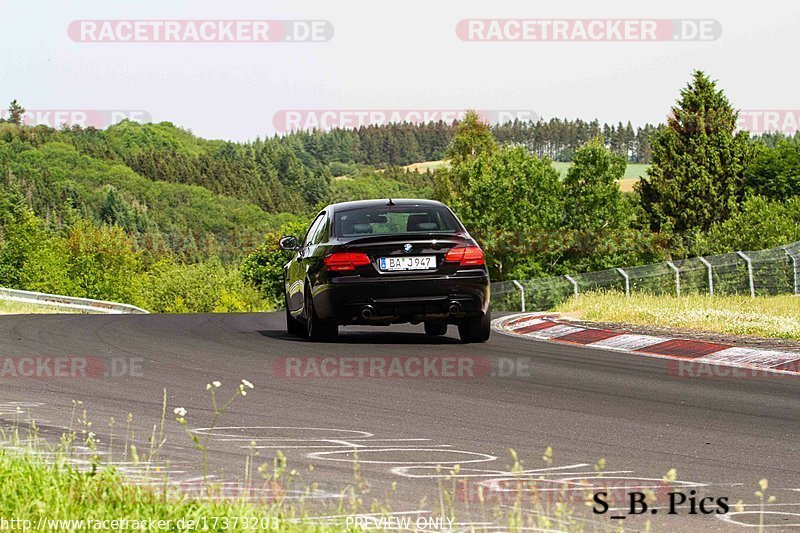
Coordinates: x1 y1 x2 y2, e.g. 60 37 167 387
191 426 374 440
308 448 497 465
348 438 432 441
390 464 594 479
717 510 800 528
246 443 453 450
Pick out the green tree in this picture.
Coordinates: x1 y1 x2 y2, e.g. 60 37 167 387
99 186 134 229
445 111 498 167
7 100 25 125
64 220 141 303
563 138 627 231
241 220 308 306
19 237 73 295
744 138 800 200
638 71 749 234
447 146 564 279
436 111 499 205
0 190 50 287
554 139 668 273
691 195 800 255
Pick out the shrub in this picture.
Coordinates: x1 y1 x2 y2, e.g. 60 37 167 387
241 220 307 307
140 259 267 313
63 220 142 304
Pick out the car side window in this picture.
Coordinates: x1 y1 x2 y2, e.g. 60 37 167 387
302 213 325 247
312 216 329 244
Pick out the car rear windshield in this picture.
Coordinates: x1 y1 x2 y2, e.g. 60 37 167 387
334 206 461 237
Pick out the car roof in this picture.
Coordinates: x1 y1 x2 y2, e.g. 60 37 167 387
327 198 447 213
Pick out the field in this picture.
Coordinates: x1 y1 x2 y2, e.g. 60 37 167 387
556 292 800 339
403 160 648 191
402 160 450 173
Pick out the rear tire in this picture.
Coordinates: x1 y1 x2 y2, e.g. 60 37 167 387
305 285 338 342
285 299 305 337
424 322 448 336
458 308 491 343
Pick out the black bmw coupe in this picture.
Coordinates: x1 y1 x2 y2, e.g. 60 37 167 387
280 199 491 343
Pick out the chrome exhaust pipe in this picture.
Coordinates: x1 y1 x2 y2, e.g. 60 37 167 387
448 301 462 315
361 305 375 319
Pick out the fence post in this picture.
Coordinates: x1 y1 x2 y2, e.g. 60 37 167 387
512 280 526 312
736 251 755 298
782 246 799 295
666 261 681 297
565 275 579 297
616 268 630 297
698 257 714 296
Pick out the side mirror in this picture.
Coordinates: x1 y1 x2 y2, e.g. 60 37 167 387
279 236 299 251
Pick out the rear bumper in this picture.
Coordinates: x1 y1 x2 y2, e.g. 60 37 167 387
312 270 490 325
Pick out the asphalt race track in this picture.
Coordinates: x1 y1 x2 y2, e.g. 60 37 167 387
2 312 799 531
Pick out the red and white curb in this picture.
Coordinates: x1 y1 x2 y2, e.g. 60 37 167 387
493 313 800 378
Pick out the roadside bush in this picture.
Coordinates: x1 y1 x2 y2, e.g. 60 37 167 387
0 191 51 288
691 196 800 255
18 237 74 295
745 138 800 200
140 259 267 313
241 220 307 308
63 220 142 304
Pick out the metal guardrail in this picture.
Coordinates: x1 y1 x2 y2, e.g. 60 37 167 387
492 241 800 312
0 287 149 314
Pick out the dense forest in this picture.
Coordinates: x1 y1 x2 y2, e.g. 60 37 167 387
1 72 799 312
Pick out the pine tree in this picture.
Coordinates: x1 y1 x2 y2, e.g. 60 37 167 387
7 100 25 125
638 71 749 234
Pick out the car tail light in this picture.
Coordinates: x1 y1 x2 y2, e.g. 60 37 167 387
445 246 485 266
324 251 371 271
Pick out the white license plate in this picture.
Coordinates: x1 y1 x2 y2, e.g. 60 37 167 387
379 255 436 271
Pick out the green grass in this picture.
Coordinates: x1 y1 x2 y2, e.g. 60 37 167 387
556 292 800 339
0 451 332 532
0 445 593 533
0 299 82 314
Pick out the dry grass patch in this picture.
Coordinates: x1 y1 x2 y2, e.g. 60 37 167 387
556 292 800 339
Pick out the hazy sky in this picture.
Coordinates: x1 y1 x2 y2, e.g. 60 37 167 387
3 0 799 141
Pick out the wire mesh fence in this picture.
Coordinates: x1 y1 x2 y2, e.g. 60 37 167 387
491 241 800 312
